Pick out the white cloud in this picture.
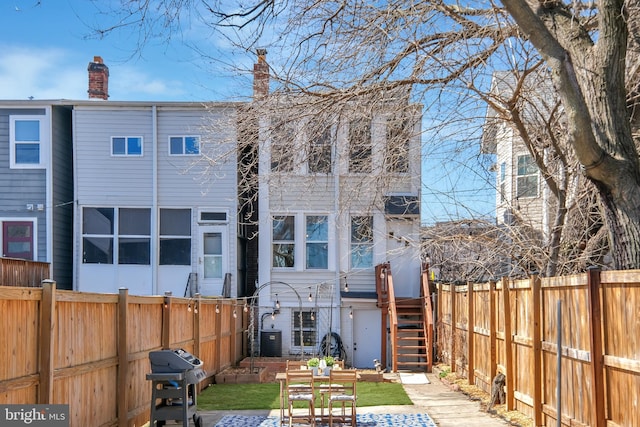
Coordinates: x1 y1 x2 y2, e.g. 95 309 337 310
0 46 195 101
0 47 87 100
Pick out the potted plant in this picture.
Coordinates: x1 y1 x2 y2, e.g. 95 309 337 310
322 356 335 375
307 357 320 375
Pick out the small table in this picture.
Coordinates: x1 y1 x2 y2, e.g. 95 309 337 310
275 371 360 425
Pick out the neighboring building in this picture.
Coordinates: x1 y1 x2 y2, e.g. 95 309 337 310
0 101 73 288
252 52 423 366
72 100 245 296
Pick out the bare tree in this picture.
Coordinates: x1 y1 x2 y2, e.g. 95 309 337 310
84 0 640 270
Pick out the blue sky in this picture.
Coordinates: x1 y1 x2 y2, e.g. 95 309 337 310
1 0 495 223
0 0 255 101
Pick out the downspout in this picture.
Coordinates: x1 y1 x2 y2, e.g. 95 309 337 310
45 106 53 269
152 105 159 294
333 125 341 337
71 108 79 289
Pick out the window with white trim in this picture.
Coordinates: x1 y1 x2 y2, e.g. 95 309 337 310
272 215 295 267
111 136 143 156
271 120 295 172
351 216 373 268
82 207 151 264
10 115 48 168
292 310 317 347
169 136 200 155
499 162 506 202
349 118 372 173
516 154 538 198
386 114 410 173
160 209 191 265
308 124 332 174
305 215 328 269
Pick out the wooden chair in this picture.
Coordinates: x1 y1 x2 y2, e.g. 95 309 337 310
286 360 308 370
326 369 357 427
286 369 316 427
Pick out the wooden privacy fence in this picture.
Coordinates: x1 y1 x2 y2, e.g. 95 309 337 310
0 282 248 427
0 257 51 287
436 268 640 427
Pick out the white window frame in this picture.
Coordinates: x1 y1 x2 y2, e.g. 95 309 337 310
350 215 374 269
516 154 539 198
9 115 49 169
111 136 143 157
305 215 329 270
168 135 200 156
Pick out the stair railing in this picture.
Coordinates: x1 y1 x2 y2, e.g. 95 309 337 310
421 262 434 372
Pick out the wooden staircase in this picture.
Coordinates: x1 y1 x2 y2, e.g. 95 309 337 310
395 298 430 371
376 262 433 373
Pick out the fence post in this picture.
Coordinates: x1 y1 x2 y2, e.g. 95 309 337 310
194 294 201 363
501 277 514 410
117 288 129 427
38 279 56 404
450 284 457 373
215 300 222 374
531 275 543 426
162 292 172 349
587 267 605 426
489 280 497 382
467 282 475 385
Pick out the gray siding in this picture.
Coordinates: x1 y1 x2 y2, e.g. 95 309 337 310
75 108 154 205
51 106 73 288
0 108 48 262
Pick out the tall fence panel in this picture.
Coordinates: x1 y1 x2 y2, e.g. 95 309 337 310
435 269 640 427
0 283 248 427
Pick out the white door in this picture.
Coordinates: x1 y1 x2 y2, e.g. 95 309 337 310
198 226 228 296
386 219 419 297
352 309 381 368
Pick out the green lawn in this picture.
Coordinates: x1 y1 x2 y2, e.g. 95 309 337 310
197 381 412 410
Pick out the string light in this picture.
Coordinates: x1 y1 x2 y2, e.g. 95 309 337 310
215 304 220 314
187 303 192 312
349 306 353 319
194 302 198 314
275 294 280 310
310 311 315 321
243 302 249 312
344 281 349 292
271 311 276 320
233 309 237 318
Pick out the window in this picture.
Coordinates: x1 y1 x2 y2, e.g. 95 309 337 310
203 232 223 278
308 124 332 174
2 221 34 260
10 115 47 168
169 136 200 155
306 215 328 269
273 216 295 267
160 209 191 265
386 114 410 173
516 155 538 198
349 118 372 173
118 208 151 264
351 216 373 268
82 207 114 264
112 137 143 156
292 311 316 347
199 211 227 223
499 162 506 202
82 207 150 264
271 120 295 172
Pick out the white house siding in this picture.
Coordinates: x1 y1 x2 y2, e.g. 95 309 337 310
73 103 239 296
257 102 422 361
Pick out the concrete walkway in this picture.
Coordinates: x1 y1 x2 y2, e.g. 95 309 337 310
187 372 510 427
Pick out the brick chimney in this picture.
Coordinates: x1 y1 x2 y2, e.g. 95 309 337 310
88 56 109 100
253 49 269 99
